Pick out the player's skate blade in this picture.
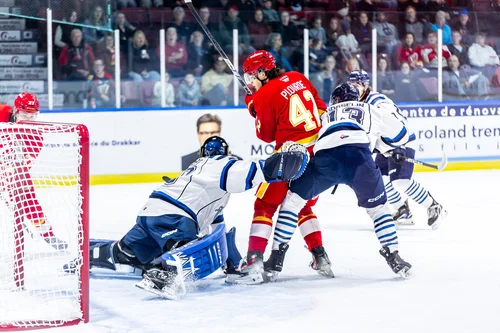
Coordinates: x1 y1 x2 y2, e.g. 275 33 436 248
428 200 448 230
310 246 335 278
228 252 265 285
379 247 412 279
393 200 414 226
263 243 290 282
135 268 185 300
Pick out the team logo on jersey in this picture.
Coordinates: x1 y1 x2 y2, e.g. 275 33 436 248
340 134 349 139
161 229 178 238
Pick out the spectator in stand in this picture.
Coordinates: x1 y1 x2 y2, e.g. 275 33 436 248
86 59 115 108
201 57 233 106
310 55 338 102
219 6 255 55
431 11 452 45
140 0 164 7
267 33 293 72
153 72 176 107
468 32 500 79
248 8 272 50
59 29 95 81
169 7 193 45
113 11 136 54
400 5 425 45
426 0 450 19
117 0 137 9
341 57 360 82
398 32 420 69
128 30 161 82
336 28 359 55
393 61 420 101
352 12 372 54
309 38 328 73
373 12 399 62
186 30 208 76
177 73 202 107
443 55 488 99
356 0 397 11
230 0 257 22
159 27 188 78
83 5 108 46
261 0 279 24
274 11 300 47
468 32 500 67
54 9 80 57
199 6 220 45
451 9 476 46
448 30 470 68
326 17 342 49
96 34 118 76
309 17 327 45
396 0 426 12
376 56 395 98
417 31 451 69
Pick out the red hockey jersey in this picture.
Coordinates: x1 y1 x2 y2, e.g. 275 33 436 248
246 71 327 150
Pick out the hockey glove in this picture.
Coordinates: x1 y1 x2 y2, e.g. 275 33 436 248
391 147 406 164
262 142 309 182
245 95 256 118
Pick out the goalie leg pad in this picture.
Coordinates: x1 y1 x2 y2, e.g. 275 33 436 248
156 224 229 281
225 227 242 270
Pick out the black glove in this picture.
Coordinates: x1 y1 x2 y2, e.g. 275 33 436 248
391 147 406 164
262 151 308 182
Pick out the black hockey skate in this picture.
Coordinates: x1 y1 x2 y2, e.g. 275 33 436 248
136 266 186 300
393 200 414 225
427 196 447 230
379 246 412 278
310 246 335 278
263 243 289 282
227 251 265 285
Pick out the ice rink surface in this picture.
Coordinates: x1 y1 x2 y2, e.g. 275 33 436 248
41 170 499 333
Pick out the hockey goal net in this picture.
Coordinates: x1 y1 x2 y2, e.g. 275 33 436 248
0 121 89 330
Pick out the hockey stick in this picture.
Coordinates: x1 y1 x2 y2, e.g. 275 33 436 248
402 151 448 171
184 0 252 95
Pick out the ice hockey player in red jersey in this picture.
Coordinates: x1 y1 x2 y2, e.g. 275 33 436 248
231 50 334 284
0 93 67 250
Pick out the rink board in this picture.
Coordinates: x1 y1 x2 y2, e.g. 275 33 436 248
38 101 500 184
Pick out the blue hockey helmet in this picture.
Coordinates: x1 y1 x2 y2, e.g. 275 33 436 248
330 83 360 105
347 69 370 87
200 136 230 157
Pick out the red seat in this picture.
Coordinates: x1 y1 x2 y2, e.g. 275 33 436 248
149 8 172 25
121 81 141 105
121 8 148 25
140 81 156 106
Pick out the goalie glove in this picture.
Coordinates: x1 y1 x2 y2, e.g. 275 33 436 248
262 142 309 182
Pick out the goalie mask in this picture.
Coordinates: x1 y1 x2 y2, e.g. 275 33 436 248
200 136 230 158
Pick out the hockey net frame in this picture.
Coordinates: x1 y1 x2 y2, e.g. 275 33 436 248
0 121 89 330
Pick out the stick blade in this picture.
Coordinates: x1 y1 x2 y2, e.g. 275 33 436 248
437 151 448 171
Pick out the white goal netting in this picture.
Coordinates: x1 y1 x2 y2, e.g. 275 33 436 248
0 122 88 330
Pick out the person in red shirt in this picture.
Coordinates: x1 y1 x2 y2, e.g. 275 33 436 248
0 93 67 250
231 50 334 284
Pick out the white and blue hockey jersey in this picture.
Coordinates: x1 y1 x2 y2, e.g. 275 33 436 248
137 156 264 235
314 101 409 154
365 91 417 154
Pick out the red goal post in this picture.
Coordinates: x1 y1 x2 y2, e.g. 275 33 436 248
0 121 89 330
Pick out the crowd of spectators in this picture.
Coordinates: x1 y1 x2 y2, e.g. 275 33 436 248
50 0 500 108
